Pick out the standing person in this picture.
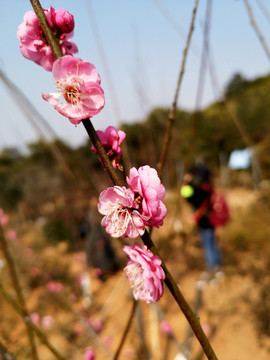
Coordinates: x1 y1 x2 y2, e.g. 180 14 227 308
79 197 121 281
180 164 222 281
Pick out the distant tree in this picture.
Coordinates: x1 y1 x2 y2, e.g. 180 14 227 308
225 73 248 97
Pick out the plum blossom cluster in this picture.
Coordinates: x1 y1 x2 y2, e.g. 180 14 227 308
98 165 167 238
17 6 166 305
98 166 167 303
17 6 77 71
17 7 104 124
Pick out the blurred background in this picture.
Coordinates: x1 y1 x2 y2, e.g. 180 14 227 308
1 1 270 359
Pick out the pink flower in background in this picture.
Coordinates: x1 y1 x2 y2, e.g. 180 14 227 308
124 349 134 358
30 312 40 325
98 186 146 238
69 293 78 303
7 230 17 240
127 165 167 227
30 267 40 276
73 252 85 263
91 126 126 169
87 318 103 333
73 324 83 336
25 248 33 257
84 347 96 360
17 8 78 71
104 335 113 347
93 267 102 278
46 281 64 293
122 242 165 303
41 315 54 329
160 320 173 335
42 55 105 125
202 323 211 335
0 208 9 226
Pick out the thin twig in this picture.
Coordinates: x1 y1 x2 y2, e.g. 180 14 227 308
0 284 65 360
29 2 218 359
255 0 270 24
85 0 131 171
113 299 137 360
157 0 200 177
188 0 213 164
57 294 113 359
194 0 213 110
0 69 75 180
82 119 124 186
0 225 39 360
243 0 270 61
202 31 262 186
0 339 17 360
151 0 200 57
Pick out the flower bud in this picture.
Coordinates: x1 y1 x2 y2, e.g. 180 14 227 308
52 8 74 33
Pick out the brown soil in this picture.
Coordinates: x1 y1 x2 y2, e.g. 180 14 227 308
1 187 270 360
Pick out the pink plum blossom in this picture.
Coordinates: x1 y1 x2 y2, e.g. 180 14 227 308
73 252 85 263
41 315 54 329
87 318 103 333
30 267 40 276
124 349 134 358
0 208 9 226
73 324 83 336
122 242 165 303
126 165 167 227
69 293 78 303
98 186 147 238
93 267 102 278
25 248 33 257
160 320 173 335
46 281 64 293
84 347 96 360
104 335 113 347
7 230 17 240
91 126 126 169
17 8 78 71
30 312 40 325
42 55 105 125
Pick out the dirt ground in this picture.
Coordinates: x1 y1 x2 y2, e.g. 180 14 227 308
1 187 270 360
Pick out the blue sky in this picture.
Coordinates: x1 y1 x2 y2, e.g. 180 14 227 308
1 0 270 152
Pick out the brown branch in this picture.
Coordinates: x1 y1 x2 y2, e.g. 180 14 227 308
256 0 270 24
0 225 39 360
243 0 270 61
29 2 218 359
0 69 75 181
0 284 65 360
113 299 137 360
82 119 124 186
0 339 17 360
157 0 200 177
194 0 213 110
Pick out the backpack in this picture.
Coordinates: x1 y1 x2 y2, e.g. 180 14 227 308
209 192 230 227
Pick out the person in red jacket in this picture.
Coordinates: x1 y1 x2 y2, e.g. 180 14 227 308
180 164 223 281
